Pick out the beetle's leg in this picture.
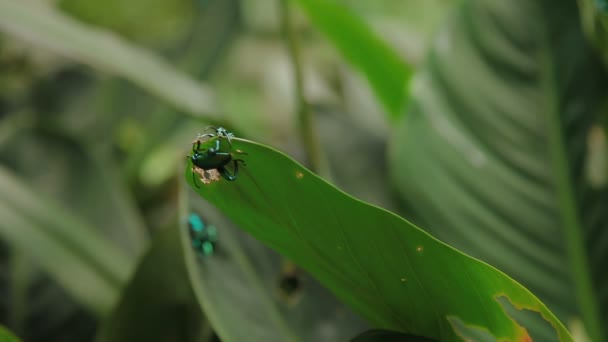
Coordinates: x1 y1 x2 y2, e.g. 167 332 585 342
198 133 215 140
234 149 248 156
207 139 222 156
209 126 234 146
192 165 201 188
220 159 245 181
218 166 237 181
187 154 200 188
192 138 204 152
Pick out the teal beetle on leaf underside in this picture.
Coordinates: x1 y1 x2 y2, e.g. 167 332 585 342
187 212 218 257
187 130 247 187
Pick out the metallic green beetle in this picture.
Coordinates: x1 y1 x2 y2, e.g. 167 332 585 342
188 131 246 187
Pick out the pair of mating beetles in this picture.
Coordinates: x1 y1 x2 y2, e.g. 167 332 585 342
188 127 247 187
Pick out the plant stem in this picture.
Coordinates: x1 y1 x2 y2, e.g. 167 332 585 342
279 0 328 176
541 37 604 342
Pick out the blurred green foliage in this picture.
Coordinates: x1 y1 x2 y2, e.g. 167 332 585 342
58 0 196 46
0 0 605 341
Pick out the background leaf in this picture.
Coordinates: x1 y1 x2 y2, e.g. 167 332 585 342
95 225 204 342
0 325 20 342
389 0 608 341
0 166 131 315
294 0 412 120
579 0 608 69
186 138 572 342
0 0 216 117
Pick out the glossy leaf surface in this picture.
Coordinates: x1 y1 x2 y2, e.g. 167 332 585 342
186 138 572 341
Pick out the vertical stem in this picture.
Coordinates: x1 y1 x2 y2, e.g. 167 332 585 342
279 0 327 176
541 41 604 342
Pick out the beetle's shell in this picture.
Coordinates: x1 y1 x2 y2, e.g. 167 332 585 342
191 137 232 170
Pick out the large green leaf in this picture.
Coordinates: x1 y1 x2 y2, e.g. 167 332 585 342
0 0 216 117
294 0 412 120
389 1 607 341
186 138 572 341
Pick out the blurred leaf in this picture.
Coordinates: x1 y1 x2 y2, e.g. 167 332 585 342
0 0 216 118
0 166 131 315
0 325 20 342
294 0 411 120
596 0 608 12
0 130 145 340
350 329 437 342
57 0 195 46
181 194 367 342
4 254 96 342
579 0 608 67
389 0 607 341
1 132 148 257
96 226 204 342
316 111 398 212
186 138 572 341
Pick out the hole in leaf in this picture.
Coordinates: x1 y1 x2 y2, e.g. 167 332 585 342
447 316 502 342
496 295 558 342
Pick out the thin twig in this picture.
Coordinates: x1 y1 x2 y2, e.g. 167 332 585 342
279 0 328 176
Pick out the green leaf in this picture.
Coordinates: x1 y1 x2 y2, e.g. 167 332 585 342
0 0 216 118
579 0 608 67
181 193 366 342
0 166 131 315
96 225 204 342
595 0 608 12
294 0 411 120
0 325 21 342
5 132 148 256
0 132 145 338
389 1 607 341
57 0 195 45
186 138 572 342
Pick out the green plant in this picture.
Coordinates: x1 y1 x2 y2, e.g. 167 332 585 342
0 0 605 341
